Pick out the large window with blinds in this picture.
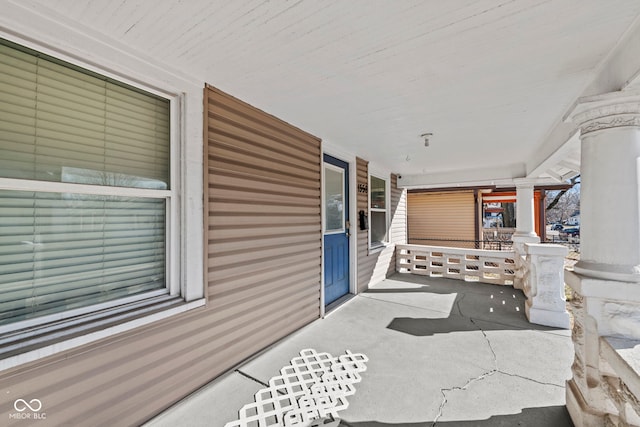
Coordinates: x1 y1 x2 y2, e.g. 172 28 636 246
0 39 173 328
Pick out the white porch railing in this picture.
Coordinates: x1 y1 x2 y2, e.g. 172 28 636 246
396 244 516 286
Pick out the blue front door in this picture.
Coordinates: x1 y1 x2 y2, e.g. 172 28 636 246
323 154 350 306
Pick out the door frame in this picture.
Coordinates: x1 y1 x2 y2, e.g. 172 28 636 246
321 145 357 317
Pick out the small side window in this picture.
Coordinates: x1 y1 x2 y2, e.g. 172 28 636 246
369 175 387 247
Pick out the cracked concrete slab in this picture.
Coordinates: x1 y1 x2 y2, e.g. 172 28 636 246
435 371 568 424
484 329 574 386
238 295 496 424
237 288 494 376
146 274 574 427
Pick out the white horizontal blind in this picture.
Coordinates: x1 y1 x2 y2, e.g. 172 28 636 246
0 192 166 325
0 39 170 326
0 40 170 188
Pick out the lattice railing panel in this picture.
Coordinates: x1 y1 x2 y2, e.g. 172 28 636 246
396 244 516 286
225 349 368 427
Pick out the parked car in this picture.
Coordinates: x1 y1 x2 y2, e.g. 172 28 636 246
563 227 580 236
551 223 563 231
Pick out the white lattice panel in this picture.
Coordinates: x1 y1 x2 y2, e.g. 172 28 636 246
397 244 516 286
225 349 368 427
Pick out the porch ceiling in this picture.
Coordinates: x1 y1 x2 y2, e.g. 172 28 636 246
21 0 640 185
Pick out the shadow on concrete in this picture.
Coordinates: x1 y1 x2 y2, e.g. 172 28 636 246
365 287 459 294
386 313 561 336
341 405 574 426
388 315 487 336
372 275 564 336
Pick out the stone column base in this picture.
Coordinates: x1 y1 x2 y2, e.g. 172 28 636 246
522 243 570 328
565 270 640 427
526 305 570 329
511 234 540 253
512 235 540 290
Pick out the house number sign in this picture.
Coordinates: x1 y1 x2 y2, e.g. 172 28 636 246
358 184 368 193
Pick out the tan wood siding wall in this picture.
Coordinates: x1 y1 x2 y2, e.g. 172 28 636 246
356 157 372 293
356 163 406 292
407 191 475 248
0 85 322 427
205 85 322 361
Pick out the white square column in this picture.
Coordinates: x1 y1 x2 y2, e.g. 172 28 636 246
513 180 540 241
512 179 540 290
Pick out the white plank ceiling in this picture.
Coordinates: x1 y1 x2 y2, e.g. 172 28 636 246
24 0 640 182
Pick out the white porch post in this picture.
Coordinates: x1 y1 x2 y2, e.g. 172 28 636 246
565 92 640 427
512 182 569 328
512 179 540 290
513 180 539 241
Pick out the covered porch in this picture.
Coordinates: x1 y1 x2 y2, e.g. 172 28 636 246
2 2 640 426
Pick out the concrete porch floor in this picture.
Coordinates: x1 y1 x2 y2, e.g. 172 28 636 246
146 273 575 427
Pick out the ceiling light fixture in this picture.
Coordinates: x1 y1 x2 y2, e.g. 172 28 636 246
421 132 433 147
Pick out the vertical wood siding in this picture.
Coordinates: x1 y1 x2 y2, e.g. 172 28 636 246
356 162 406 292
407 191 475 248
0 85 322 427
356 158 372 292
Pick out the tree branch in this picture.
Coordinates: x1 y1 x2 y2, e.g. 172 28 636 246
546 176 580 211
546 190 567 211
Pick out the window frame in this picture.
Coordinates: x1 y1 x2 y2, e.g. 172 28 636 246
323 162 347 235
368 174 389 249
0 38 204 371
